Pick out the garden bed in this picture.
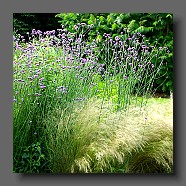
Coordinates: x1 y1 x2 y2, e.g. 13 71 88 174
13 26 173 173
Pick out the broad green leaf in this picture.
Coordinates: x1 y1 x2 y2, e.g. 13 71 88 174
112 23 117 30
128 20 139 32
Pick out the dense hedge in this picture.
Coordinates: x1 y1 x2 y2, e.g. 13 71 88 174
13 13 173 93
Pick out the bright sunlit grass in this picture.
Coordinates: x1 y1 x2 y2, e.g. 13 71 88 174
45 97 173 173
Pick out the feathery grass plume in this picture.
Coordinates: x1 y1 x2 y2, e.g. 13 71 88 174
45 97 173 173
108 98 173 173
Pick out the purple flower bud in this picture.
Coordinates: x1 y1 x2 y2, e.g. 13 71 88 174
40 85 46 89
74 25 78 30
98 67 104 72
115 36 120 41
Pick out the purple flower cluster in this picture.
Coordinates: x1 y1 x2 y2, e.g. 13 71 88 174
39 83 46 89
57 86 68 94
13 24 168 111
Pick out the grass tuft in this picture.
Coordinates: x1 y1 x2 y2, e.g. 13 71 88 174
45 98 173 173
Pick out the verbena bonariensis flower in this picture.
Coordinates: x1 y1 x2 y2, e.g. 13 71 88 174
13 24 169 115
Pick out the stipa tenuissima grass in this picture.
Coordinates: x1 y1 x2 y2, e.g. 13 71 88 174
44 98 173 173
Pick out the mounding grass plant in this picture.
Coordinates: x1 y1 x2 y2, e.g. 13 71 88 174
44 98 173 173
13 24 173 173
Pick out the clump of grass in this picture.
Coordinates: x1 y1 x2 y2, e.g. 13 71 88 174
115 99 173 173
45 98 173 173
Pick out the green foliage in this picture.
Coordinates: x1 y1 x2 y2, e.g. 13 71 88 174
128 20 139 32
55 13 173 93
15 142 46 173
